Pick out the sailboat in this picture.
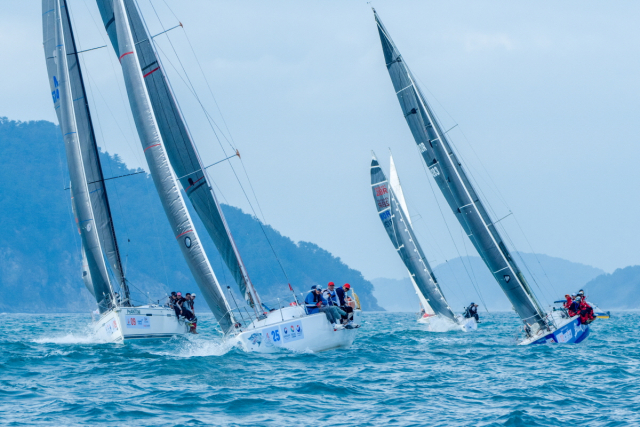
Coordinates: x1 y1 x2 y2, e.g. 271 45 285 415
42 0 190 340
371 153 476 332
86 0 361 352
372 9 590 345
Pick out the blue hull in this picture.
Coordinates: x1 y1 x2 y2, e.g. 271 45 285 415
530 317 590 345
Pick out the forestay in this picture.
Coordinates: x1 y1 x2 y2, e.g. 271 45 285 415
42 0 113 312
95 0 263 313
109 0 233 333
373 9 547 331
371 156 456 321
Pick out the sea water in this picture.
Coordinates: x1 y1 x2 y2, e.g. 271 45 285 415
0 311 637 426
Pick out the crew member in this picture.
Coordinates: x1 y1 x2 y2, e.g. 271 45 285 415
189 294 198 333
579 299 596 325
304 285 323 315
568 296 581 317
182 293 194 321
336 283 355 325
464 303 480 322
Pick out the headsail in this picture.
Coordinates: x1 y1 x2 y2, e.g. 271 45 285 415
95 0 263 313
109 0 233 333
388 154 435 315
43 0 113 313
373 9 547 331
371 155 456 321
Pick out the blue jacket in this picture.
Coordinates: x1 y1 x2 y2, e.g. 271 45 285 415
304 291 327 314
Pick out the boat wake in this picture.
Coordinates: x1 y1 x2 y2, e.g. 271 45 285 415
158 336 235 358
424 316 462 333
32 331 107 345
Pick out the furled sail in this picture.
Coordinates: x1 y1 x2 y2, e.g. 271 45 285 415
388 155 435 316
44 0 127 299
373 9 547 331
109 0 233 333
95 0 263 313
43 0 113 313
371 155 456 321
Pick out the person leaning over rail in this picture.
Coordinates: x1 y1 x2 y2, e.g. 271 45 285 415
305 285 344 328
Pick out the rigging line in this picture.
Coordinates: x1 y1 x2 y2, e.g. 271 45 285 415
413 74 513 215
70 45 107 55
497 219 555 306
510 213 557 296
145 3 270 234
416 146 489 312
159 0 272 232
432 102 554 304
63 170 146 190
160 0 236 149
80 0 143 168
147 20 290 286
67 2 128 291
83 59 135 280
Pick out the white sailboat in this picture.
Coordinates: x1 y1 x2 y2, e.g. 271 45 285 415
42 0 190 341
89 0 361 351
389 155 436 324
373 8 589 344
371 153 476 332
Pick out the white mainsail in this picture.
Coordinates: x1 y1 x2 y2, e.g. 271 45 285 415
111 0 233 333
388 154 435 316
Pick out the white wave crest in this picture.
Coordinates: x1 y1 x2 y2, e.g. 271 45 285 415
32 332 107 345
154 336 234 358
423 316 464 333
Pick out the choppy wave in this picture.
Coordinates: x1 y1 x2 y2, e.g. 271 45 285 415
1 311 638 426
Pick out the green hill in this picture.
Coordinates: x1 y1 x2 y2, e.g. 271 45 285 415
0 117 382 313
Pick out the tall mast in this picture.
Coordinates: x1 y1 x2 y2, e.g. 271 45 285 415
373 9 547 331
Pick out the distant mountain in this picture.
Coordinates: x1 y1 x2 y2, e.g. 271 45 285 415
372 253 605 313
584 266 640 310
0 117 382 313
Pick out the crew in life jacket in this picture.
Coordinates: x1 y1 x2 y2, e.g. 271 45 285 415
579 299 596 325
463 303 480 322
568 296 582 317
563 294 572 310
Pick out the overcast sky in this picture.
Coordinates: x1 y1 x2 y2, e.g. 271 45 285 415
2 1 639 283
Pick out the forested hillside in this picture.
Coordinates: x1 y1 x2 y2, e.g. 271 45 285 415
0 117 382 312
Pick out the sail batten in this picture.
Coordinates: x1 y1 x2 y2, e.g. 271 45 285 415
374 9 547 329
371 156 456 321
95 0 263 314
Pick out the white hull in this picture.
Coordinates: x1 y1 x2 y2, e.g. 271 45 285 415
92 305 189 342
232 306 361 353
